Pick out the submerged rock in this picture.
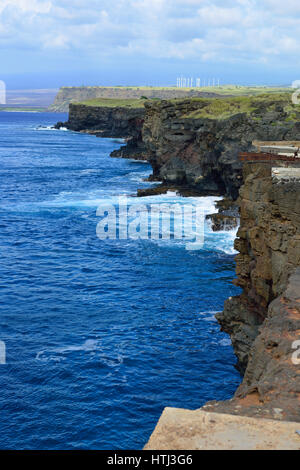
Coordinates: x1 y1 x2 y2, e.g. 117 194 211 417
206 198 240 231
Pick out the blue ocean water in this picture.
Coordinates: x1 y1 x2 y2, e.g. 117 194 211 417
0 112 241 450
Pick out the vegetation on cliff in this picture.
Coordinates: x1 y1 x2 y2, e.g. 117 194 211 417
72 91 299 122
74 98 146 108
59 91 300 199
180 93 299 121
49 85 293 112
49 85 220 112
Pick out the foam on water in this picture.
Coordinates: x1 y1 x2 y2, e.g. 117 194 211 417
36 339 124 368
205 226 239 255
36 339 101 361
35 125 68 131
26 188 237 255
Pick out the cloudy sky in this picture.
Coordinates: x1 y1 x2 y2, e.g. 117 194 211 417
0 0 299 88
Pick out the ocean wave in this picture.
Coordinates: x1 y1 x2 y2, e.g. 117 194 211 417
34 190 237 255
128 159 150 164
206 226 238 255
198 310 219 322
126 170 152 183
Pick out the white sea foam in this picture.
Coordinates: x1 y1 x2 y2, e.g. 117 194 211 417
39 188 237 255
126 170 152 183
128 159 150 164
219 338 232 346
205 225 239 255
36 339 101 361
36 339 124 366
35 125 67 131
79 169 101 176
110 138 125 144
199 310 220 315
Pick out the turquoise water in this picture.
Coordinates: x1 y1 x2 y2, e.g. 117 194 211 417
0 112 241 449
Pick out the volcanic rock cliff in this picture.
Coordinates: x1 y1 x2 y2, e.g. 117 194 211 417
60 95 300 200
57 103 149 160
204 161 300 422
62 103 145 137
142 98 300 199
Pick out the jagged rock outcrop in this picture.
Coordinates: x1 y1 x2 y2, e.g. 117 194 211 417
206 198 240 231
217 161 300 372
205 267 300 422
61 103 145 137
142 99 300 199
203 161 300 422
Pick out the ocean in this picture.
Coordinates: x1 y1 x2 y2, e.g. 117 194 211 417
0 112 241 449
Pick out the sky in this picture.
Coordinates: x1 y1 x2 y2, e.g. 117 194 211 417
0 0 299 89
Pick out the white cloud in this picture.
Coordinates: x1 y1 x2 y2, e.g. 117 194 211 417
0 0 51 14
0 0 299 66
196 6 244 26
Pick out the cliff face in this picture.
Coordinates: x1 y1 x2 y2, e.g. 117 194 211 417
142 99 300 199
64 103 145 137
206 268 300 422
58 96 300 197
59 103 149 160
217 162 300 371
205 162 300 422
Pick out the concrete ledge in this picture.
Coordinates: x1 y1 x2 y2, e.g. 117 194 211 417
272 167 300 180
144 408 300 450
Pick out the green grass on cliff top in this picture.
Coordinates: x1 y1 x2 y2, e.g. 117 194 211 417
64 85 289 94
74 98 146 108
182 93 299 120
75 91 300 122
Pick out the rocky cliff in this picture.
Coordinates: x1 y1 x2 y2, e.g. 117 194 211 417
62 103 145 136
59 94 300 199
217 162 300 369
142 97 300 199
145 163 300 442
57 103 149 160
203 162 300 422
